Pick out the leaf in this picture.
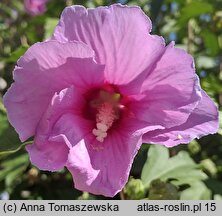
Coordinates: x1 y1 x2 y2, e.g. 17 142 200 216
149 179 179 200
205 179 222 196
131 144 150 176
0 151 29 188
214 194 222 200
201 30 220 56
0 101 24 154
141 145 207 188
196 56 216 69
44 18 59 40
160 19 177 36
180 181 211 200
177 2 214 26
5 45 29 63
201 75 222 96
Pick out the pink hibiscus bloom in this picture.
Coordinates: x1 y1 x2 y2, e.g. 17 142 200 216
24 0 48 16
3 4 218 197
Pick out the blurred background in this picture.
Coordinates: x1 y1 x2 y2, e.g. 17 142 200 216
0 0 222 200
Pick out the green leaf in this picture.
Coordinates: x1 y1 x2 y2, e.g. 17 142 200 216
5 45 29 63
205 179 222 196
160 19 177 36
141 145 207 188
201 30 220 56
201 75 222 96
214 194 222 200
0 101 24 154
0 151 29 188
149 179 179 200
196 56 216 69
44 18 59 40
180 181 211 200
177 1 214 26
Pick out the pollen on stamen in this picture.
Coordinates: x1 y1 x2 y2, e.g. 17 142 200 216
92 102 117 142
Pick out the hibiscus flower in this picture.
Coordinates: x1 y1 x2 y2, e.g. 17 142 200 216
24 0 48 16
3 4 218 197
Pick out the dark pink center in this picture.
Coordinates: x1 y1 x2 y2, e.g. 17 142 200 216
83 84 129 142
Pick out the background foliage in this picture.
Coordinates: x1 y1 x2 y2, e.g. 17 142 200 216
0 0 222 200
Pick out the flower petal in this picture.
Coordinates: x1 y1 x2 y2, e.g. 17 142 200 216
130 42 201 128
51 93 162 196
26 86 92 171
34 86 86 137
26 135 70 171
143 90 219 147
53 4 165 93
67 131 143 197
3 40 104 141
24 0 48 16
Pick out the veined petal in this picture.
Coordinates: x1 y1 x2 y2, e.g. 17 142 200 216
26 135 70 171
67 131 143 197
17 40 94 70
53 4 165 93
143 90 219 147
65 113 162 197
130 42 201 128
35 86 85 137
3 40 104 141
26 86 92 171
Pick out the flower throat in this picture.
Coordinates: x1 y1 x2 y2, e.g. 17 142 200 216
84 85 124 142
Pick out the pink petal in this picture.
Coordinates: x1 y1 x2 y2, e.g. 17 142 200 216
26 86 92 171
67 131 143 197
53 4 165 94
65 115 161 197
27 113 92 171
3 40 104 141
24 0 48 16
26 135 70 171
35 86 85 137
143 90 219 147
17 40 95 70
130 42 201 128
